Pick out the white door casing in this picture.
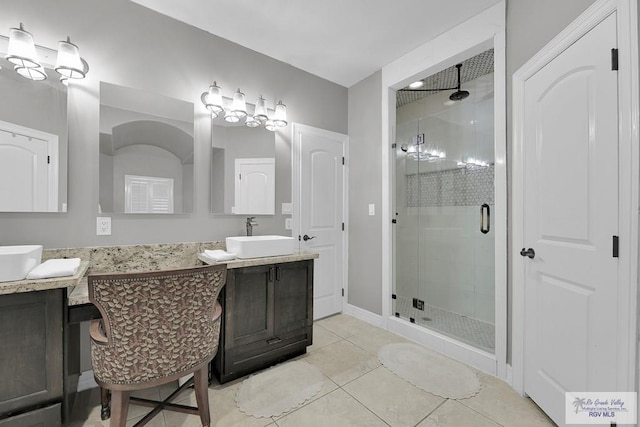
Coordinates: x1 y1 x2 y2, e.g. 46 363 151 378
0 121 58 212
513 0 639 424
292 123 347 320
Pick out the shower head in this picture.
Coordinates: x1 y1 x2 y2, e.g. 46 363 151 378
449 90 470 101
449 63 469 102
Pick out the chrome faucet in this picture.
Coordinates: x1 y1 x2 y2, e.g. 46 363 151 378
246 217 258 236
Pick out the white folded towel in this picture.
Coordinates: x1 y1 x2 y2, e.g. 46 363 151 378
26 258 81 280
203 249 237 262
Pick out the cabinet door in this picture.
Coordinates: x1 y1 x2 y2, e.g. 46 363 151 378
0 290 63 417
225 264 274 349
274 261 313 339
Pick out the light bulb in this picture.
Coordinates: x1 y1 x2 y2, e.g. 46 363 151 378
253 95 268 124
201 82 224 117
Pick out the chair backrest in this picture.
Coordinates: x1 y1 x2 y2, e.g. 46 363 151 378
88 264 226 386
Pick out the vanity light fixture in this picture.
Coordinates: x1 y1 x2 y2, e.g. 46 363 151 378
201 83 289 131
201 82 224 117
55 37 87 79
6 23 39 69
3 23 90 82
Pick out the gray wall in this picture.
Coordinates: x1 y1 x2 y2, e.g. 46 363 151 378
347 71 383 315
0 0 347 248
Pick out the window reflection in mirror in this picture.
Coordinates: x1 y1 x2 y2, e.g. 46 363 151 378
99 82 194 214
0 58 68 212
210 121 276 215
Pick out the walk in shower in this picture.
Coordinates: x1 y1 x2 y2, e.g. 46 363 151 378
393 50 495 353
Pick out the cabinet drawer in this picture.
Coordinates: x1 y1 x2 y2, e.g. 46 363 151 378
223 335 309 382
0 403 61 427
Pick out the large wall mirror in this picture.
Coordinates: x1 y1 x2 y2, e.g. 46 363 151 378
99 83 194 214
0 58 68 212
210 115 276 215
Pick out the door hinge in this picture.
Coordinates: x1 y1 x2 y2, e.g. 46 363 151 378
342 222 345 231
238 174 242 180
341 288 344 297
342 157 345 165
47 155 50 164
612 48 619 71
391 143 397 149
392 219 397 224
613 235 619 258
391 294 397 299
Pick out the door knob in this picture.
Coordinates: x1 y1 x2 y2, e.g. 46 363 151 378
520 248 535 259
302 234 316 241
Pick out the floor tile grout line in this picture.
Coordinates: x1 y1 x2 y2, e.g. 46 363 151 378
456 396 507 426
339 385 392 427
413 398 449 427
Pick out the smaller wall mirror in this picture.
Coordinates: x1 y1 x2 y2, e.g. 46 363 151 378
99 83 194 214
210 119 276 215
0 58 68 212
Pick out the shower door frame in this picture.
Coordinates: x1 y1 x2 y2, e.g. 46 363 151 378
381 2 507 378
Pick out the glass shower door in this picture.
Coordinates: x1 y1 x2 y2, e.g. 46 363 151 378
393 64 495 353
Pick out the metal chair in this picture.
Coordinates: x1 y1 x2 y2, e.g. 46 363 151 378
88 264 227 427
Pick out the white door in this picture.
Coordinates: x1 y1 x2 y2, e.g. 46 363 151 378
293 124 347 320
0 129 50 212
234 158 276 215
522 13 620 425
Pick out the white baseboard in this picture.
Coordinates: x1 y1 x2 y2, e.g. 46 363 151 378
506 363 513 385
343 303 384 327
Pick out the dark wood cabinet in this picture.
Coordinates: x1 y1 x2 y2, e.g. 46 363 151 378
213 260 313 383
0 290 63 424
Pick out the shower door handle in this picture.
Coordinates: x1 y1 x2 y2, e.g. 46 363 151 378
480 204 490 234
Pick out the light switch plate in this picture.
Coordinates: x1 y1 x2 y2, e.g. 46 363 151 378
368 204 375 216
282 202 293 215
97 217 111 236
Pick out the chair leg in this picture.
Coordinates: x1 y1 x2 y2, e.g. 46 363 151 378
110 390 130 427
100 387 111 420
194 367 211 427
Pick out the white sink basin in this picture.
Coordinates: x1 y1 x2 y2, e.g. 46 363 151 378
0 245 43 282
226 235 295 259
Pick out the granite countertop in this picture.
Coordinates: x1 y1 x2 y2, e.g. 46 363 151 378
0 261 90 296
198 251 319 269
68 252 319 306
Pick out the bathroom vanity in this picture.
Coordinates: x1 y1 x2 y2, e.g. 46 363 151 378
200 252 318 383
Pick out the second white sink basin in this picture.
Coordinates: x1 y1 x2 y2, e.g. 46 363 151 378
226 235 295 259
0 245 43 282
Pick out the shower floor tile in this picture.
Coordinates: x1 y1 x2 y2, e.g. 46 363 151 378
395 296 495 352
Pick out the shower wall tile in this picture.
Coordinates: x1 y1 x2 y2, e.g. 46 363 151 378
406 165 494 207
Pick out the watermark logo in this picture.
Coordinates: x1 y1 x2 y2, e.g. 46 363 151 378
566 392 637 424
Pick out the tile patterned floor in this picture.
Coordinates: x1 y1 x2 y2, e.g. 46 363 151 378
395 296 495 352
69 314 555 427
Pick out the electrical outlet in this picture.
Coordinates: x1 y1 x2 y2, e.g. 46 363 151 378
97 217 111 236
285 218 292 230
368 203 375 216
282 203 293 215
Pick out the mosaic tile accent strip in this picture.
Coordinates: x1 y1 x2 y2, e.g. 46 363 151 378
406 165 494 207
395 295 495 352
